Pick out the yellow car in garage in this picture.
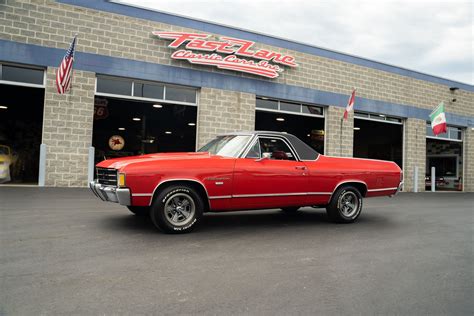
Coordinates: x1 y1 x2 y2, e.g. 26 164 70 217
0 145 12 183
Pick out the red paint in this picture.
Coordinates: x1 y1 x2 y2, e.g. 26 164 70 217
96 152 402 210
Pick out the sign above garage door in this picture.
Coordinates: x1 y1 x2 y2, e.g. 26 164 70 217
153 31 298 79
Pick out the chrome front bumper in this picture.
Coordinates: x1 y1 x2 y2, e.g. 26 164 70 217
89 181 131 206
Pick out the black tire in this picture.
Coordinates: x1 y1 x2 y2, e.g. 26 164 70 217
326 185 363 223
150 185 203 234
127 206 150 216
281 207 300 213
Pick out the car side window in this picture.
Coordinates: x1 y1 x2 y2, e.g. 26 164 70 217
259 137 296 161
245 140 261 159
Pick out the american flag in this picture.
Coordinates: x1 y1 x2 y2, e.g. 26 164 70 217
343 88 356 120
56 35 77 94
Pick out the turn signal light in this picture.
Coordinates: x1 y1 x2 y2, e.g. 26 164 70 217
118 173 126 187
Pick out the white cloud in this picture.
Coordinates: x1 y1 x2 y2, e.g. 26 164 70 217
121 0 473 84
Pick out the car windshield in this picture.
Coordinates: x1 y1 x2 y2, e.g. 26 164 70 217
198 135 251 157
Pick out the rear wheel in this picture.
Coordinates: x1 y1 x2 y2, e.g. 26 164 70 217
326 185 363 223
127 206 150 216
150 185 203 234
281 207 300 213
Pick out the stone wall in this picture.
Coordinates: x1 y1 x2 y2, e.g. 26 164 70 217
42 68 95 187
324 107 354 157
464 128 474 192
403 118 427 192
197 88 255 148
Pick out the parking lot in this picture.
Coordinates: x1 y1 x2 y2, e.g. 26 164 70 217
0 187 473 315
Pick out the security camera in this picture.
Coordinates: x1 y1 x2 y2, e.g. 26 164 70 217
452 98 457 102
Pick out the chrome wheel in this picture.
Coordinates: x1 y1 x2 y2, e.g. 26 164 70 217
339 191 359 218
164 193 196 227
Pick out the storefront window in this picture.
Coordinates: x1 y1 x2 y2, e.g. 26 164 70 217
96 76 197 105
0 64 44 85
165 86 196 103
133 82 164 99
256 98 278 110
96 76 132 95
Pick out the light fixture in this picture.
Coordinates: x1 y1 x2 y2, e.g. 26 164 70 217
354 127 361 130
276 117 285 121
449 87 459 92
307 134 310 137
118 127 125 131
165 131 172 134
153 104 163 108
188 122 196 126
132 117 141 121
0 105 7 110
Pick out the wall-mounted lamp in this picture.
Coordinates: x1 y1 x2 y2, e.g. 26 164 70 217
449 87 459 92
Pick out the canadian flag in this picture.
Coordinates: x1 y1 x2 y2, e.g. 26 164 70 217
343 88 356 120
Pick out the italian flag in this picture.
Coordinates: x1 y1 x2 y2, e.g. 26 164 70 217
430 102 447 135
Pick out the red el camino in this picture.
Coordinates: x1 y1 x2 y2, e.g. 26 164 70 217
90 131 403 233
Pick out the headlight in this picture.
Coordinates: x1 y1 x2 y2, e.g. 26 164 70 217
118 172 126 187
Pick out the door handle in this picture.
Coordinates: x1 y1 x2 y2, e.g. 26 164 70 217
295 166 307 170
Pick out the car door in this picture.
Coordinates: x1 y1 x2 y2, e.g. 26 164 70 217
231 135 309 210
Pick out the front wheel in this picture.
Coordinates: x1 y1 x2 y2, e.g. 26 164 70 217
150 185 203 233
326 185 363 223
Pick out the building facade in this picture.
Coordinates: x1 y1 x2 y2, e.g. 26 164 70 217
0 0 473 191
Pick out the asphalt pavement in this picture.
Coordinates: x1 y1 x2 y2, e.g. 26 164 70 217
0 187 473 315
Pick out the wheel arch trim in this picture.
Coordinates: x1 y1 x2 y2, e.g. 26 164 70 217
149 178 210 207
330 180 368 201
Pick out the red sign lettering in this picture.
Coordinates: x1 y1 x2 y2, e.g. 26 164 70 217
153 31 297 79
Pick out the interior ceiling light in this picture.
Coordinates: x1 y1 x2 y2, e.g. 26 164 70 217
188 122 196 126
165 131 172 134
354 127 361 130
118 127 125 131
276 117 285 121
132 117 141 121
153 104 163 108
0 105 7 109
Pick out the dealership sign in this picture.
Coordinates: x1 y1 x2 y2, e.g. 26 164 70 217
153 32 298 79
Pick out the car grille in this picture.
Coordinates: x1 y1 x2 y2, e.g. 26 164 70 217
96 168 117 186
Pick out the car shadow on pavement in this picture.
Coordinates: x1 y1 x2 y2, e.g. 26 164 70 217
98 207 394 235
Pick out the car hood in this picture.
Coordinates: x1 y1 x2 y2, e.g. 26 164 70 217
96 152 214 169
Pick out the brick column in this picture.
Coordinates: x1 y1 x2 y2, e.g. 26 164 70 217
403 118 426 192
197 88 256 148
464 127 474 192
42 67 95 187
324 106 353 157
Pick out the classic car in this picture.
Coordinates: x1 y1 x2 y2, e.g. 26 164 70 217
90 131 403 233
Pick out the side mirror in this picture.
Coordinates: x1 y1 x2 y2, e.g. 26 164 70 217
255 152 271 162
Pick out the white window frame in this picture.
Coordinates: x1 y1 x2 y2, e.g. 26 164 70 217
354 111 403 125
256 97 325 118
95 75 198 107
0 63 46 88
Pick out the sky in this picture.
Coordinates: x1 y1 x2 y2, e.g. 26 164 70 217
120 0 473 84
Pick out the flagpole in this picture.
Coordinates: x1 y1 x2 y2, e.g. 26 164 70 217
340 117 343 156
